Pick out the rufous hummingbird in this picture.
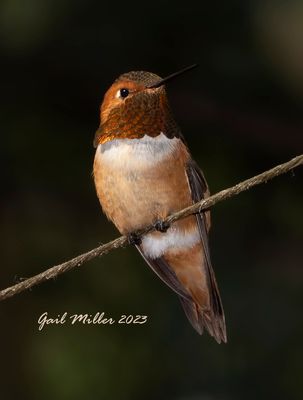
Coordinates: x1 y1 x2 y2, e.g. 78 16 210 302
93 65 226 343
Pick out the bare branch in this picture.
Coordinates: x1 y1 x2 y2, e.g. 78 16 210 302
1 154 302 302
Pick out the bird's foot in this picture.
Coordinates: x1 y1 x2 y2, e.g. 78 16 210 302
127 232 142 246
154 219 170 233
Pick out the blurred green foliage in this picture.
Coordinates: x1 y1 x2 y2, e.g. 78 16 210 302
0 0 302 399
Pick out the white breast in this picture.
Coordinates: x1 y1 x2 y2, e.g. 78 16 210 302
96 133 180 169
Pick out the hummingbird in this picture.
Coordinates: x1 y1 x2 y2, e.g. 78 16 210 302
93 65 226 343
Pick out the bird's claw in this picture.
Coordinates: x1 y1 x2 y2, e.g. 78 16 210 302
127 232 142 246
154 219 170 233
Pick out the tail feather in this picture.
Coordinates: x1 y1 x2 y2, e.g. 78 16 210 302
179 296 227 343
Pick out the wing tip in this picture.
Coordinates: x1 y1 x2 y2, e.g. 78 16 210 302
179 296 227 344
202 312 227 344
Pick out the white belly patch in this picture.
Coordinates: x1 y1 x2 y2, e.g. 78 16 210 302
96 133 180 169
141 227 200 259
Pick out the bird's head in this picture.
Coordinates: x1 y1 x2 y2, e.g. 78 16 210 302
94 65 197 146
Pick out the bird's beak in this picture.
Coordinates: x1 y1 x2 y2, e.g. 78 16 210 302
147 64 198 89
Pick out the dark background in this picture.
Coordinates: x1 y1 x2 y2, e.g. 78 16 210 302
1 0 302 399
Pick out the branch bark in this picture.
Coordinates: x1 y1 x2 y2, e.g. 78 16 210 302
1 154 302 302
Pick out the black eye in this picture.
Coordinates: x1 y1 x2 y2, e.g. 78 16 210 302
120 88 129 98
